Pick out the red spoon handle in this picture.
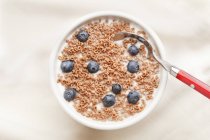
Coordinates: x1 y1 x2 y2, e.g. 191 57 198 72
176 70 210 99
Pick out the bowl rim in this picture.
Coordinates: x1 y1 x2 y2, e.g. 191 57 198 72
49 11 168 130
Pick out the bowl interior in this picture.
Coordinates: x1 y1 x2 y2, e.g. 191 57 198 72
50 11 168 130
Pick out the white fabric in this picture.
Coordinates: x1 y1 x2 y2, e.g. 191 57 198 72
0 0 210 139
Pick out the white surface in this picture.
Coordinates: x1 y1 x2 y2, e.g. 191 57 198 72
0 0 210 139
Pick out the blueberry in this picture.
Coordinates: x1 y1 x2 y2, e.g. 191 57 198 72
127 60 139 73
127 91 140 104
128 45 139 56
64 88 76 102
60 60 74 73
102 94 116 107
112 84 122 94
87 61 99 73
76 30 89 42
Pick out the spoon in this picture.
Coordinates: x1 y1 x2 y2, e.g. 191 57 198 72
113 32 210 99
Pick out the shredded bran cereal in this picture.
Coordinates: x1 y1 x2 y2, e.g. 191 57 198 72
57 19 160 121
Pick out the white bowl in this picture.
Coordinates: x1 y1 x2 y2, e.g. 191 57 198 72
50 11 168 130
